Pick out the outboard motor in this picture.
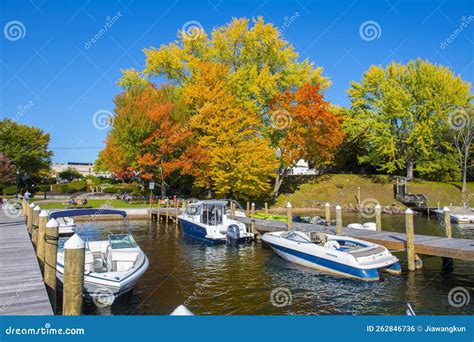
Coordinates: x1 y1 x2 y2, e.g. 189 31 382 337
226 224 240 243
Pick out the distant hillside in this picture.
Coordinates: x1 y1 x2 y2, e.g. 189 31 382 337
274 174 473 208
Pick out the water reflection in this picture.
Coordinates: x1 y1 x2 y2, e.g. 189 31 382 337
72 213 474 315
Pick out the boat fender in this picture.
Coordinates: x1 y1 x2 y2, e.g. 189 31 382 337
347 223 364 230
324 240 340 250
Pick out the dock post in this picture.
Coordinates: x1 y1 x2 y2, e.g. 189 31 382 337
32 205 41 245
251 202 256 234
36 210 48 266
325 202 330 226
44 218 59 312
335 205 343 235
246 202 250 217
443 207 452 238
62 234 85 316
231 201 236 219
405 208 415 271
375 204 382 231
175 199 179 226
165 199 169 224
264 202 268 219
286 202 293 230
27 203 34 235
157 200 161 223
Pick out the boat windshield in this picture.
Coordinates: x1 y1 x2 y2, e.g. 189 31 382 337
281 231 310 243
201 204 224 226
186 205 200 215
109 234 138 249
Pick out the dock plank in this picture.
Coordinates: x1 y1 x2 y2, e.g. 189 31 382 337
0 210 53 315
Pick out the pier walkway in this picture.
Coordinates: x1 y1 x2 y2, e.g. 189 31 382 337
0 209 52 315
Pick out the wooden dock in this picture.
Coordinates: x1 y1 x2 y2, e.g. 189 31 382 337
235 217 474 261
0 210 53 315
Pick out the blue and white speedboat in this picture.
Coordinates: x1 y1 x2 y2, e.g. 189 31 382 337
262 229 401 281
178 200 253 244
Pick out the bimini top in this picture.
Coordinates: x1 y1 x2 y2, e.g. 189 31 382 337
190 200 228 207
49 208 127 219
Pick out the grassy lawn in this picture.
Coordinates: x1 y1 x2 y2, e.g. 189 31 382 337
275 174 474 208
34 199 152 210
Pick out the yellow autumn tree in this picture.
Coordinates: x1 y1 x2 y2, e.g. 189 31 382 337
184 62 277 199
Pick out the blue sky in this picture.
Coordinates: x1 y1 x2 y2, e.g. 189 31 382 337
0 0 472 163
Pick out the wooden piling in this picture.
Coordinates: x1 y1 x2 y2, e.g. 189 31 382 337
165 199 169 224
230 201 236 219
62 234 85 316
44 218 59 311
251 203 256 234
36 210 48 265
246 202 250 217
325 202 330 226
443 207 452 238
335 205 342 235
264 202 268 219
27 203 34 235
32 205 41 246
405 208 415 271
157 201 161 223
286 202 293 230
375 204 382 231
175 199 179 226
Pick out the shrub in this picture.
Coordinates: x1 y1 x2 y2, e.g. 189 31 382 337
2 185 18 195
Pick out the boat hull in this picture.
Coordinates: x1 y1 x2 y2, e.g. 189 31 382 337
56 254 149 303
179 218 225 244
267 241 381 281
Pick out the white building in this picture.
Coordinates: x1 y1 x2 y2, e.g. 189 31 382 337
51 162 110 178
288 160 317 176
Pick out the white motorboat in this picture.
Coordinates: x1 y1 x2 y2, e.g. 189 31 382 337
433 206 474 224
347 222 377 231
262 229 401 281
178 200 253 244
56 233 149 306
56 217 75 235
50 209 149 306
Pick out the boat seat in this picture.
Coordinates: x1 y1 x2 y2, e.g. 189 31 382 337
110 250 139 272
348 246 385 258
84 250 94 272
309 232 327 245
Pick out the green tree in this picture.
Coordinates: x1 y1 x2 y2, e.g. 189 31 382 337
0 119 52 181
58 167 84 182
345 59 471 180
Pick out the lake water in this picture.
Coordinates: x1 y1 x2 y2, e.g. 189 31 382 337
69 213 474 315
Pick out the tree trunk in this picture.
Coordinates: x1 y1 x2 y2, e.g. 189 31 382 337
462 155 468 193
273 168 287 200
406 153 414 180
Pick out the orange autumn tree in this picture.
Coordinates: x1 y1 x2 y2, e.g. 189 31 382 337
184 62 277 199
97 72 200 193
270 83 344 197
